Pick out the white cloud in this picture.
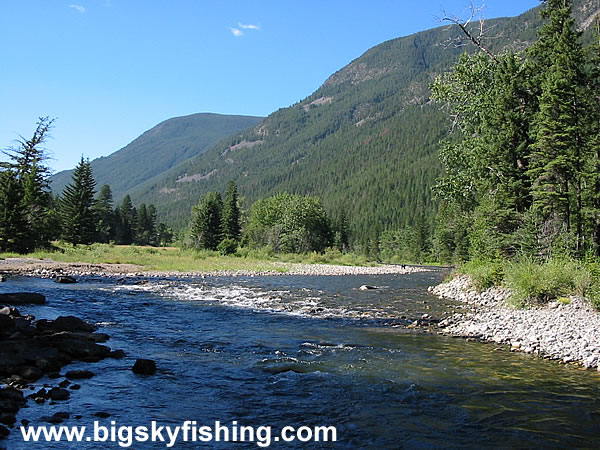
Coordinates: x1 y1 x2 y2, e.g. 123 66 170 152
238 22 259 30
229 27 243 37
69 4 86 13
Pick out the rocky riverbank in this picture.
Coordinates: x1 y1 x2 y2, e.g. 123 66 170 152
0 257 428 279
430 275 600 372
0 294 124 440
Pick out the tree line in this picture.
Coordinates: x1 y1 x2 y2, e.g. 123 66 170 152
187 183 348 255
430 0 600 263
0 118 173 253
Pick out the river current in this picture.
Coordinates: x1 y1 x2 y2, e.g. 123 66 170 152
3 270 600 448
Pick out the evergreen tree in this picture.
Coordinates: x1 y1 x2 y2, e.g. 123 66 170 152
527 0 589 254
60 157 97 244
93 184 116 243
221 181 241 242
189 192 223 250
116 195 135 244
135 203 150 245
1 117 55 250
147 204 158 245
0 170 28 253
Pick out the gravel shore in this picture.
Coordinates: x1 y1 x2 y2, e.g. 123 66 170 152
0 257 428 279
430 275 600 372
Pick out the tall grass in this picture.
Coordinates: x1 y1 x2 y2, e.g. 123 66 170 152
459 256 600 309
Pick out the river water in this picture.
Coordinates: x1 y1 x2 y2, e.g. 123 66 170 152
3 270 600 448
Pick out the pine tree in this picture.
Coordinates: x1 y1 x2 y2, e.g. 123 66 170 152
1 117 55 250
0 170 29 253
527 0 589 254
147 204 158 245
93 184 115 243
189 192 223 250
221 181 241 242
116 195 135 244
60 157 97 244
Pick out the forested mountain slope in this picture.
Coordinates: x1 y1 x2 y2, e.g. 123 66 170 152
129 1 600 237
51 113 263 200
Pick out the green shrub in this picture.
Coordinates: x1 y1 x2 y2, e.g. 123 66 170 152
460 259 505 291
217 238 238 256
504 257 581 307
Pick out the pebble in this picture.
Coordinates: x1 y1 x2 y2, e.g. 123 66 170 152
431 275 600 371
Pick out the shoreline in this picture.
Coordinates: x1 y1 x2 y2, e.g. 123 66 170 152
430 275 600 373
0 257 432 279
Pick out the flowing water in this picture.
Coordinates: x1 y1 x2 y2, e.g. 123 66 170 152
3 269 600 448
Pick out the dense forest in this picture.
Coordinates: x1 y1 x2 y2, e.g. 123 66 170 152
432 0 600 262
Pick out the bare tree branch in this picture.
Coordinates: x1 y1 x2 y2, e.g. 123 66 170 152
439 2 499 63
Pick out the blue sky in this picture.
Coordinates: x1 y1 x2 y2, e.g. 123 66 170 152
1 0 540 173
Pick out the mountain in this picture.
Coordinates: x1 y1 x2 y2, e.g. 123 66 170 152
51 113 264 201
128 1 600 236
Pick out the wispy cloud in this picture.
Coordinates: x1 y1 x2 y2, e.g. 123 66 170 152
69 4 86 13
229 22 260 37
229 27 244 37
238 22 259 30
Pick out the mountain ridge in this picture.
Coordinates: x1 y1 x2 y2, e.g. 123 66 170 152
51 113 263 201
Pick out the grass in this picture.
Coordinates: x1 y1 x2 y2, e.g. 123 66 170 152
459 256 600 309
0 242 377 274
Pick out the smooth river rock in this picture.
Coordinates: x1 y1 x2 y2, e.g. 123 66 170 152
132 359 156 375
0 292 46 305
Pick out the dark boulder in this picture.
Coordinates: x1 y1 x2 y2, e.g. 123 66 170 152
48 387 70 401
65 370 94 380
50 316 97 333
0 387 26 414
109 349 126 359
0 293 46 305
0 414 16 426
55 275 77 284
0 423 10 439
19 366 44 382
132 359 156 375
0 315 15 333
43 333 110 360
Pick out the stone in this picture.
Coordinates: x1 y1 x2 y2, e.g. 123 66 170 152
54 275 77 284
0 307 19 317
0 315 15 332
0 275 5 282
19 366 44 381
48 387 70 401
132 359 156 375
0 415 16 426
359 285 377 290
94 412 111 418
0 292 46 305
50 316 97 332
109 349 126 359
65 370 94 380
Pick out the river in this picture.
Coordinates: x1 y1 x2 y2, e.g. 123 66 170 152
3 269 600 448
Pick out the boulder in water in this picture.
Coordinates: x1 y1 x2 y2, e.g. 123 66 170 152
55 275 77 284
0 292 46 305
359 285 377 291
66 369 95 380
132 359 156 375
